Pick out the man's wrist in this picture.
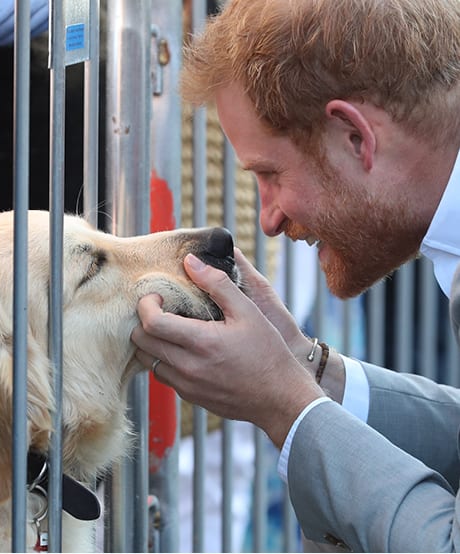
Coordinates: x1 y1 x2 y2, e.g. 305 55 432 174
318 348 345 404
294 336 346 404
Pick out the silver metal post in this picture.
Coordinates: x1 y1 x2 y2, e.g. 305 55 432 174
283 239 300 553
190 2 208 550
190 99 207 545
191 0 207 228
12 1 30 549
83 0 100 225
48 0 67 549
313 265 328 339
367 280 386 366
192 106 207 228
395 262 415 372
105 1 152 551
420 257 437 381
221 136 236 553
253 427 267 553
446 314 460 386
148 1 183 550
342 299 352 356
253 188 268 553
192 408 206 552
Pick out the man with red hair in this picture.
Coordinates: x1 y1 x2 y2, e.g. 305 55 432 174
132 0 460 550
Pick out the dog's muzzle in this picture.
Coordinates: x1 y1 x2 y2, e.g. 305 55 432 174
195 227 239 284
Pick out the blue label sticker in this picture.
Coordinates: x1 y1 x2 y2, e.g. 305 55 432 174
66 23 85 51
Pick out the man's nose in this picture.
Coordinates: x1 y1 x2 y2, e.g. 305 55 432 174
258 185 284 237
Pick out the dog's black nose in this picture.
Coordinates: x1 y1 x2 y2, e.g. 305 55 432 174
196 227 237 280
205 227 234 259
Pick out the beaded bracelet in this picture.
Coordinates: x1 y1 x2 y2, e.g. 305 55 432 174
315 342 330 384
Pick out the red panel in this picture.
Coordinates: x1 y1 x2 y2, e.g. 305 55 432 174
148 169 177 472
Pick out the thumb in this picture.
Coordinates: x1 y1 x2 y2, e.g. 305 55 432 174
184 253 247 317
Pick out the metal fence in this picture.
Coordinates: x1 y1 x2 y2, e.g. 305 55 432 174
8 0 459 552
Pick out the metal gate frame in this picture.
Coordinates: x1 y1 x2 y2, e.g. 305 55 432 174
10 1 460 553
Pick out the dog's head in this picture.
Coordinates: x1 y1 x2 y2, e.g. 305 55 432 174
0 210 240 491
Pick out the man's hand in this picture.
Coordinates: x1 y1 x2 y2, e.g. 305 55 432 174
234 248 311 361
131 252 324 448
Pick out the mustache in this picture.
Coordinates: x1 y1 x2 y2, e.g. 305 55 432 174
284 220 311 241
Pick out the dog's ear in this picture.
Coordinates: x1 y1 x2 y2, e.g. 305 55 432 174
0 304 52 504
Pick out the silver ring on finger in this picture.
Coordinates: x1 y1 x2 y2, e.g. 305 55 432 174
151 358 161 376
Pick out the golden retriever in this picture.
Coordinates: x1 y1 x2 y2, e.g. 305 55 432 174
0 210 239 552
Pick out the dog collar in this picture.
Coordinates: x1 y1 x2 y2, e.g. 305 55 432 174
27 451 101 521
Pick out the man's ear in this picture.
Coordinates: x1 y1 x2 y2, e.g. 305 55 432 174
325 100 376 171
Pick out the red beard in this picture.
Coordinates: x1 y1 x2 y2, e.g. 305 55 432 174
284 182 426 299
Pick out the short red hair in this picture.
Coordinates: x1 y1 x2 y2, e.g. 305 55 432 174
181 0 460 147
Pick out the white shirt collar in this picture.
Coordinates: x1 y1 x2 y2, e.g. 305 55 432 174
420 150 460 298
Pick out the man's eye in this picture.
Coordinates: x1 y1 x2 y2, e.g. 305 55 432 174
256 170 276 178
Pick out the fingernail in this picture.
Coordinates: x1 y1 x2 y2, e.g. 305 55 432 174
186 253 206 271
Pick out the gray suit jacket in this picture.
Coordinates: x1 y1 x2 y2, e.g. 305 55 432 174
288 265 460 552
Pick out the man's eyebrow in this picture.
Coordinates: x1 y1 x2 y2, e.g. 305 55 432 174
240 159 275 172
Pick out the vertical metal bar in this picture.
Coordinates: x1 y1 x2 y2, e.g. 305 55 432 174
128 0 151 538
48 0 67 549
83 0 100 225
107 462 130 552
367 280 386 366
191 87 207 547
313 266 328 340
253 188 267 553
191 98 207 546
222 138 236 232
105 1 152 551
148 1 183 551
253 428 267 553
190 3 207 550
419 257 438 380
149 0 183 226
192 408 206 552
192 104 207 229
283 239 299 553
191 0 207 231
132 377 150 553
446 317 460 387
221 136 236 553
81 7 100 545
285 238 294 309
221 421 233 552
254 186 266 277
394 262 415 372
191 2 207 229
282 494 298 552
342 300 352 356
12 1 30 550
106 0 151 234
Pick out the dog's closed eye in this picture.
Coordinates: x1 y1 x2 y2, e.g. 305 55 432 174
77 250 107 288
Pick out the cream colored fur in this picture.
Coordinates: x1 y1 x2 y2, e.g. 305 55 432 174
0 210 235 552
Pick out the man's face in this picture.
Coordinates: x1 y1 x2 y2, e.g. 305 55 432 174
215 83 426 298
